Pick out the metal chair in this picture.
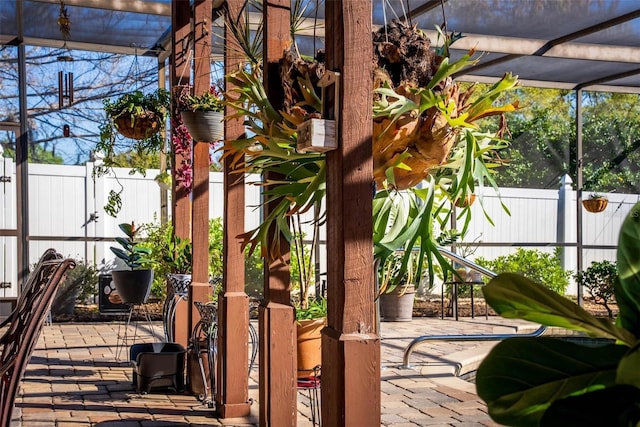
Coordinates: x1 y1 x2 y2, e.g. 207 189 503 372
297 365 321 426
162 274 191 342
191 300 258 407
0 248 62 330
0 254 75 427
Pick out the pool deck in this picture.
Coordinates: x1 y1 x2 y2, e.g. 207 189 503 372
13 316 537 426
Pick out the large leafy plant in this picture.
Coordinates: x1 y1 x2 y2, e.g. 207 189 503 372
110 222 153 270
222 16 518 286
476 202 640 426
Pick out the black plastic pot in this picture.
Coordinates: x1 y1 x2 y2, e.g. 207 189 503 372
111 269 154 304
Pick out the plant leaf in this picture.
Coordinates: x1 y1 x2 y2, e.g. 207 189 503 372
541 385 640 427
616 202 640 338
476 337 628 427
483 273 636 344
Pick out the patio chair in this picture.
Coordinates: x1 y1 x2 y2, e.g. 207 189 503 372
0 256 75 427
0 248 63 330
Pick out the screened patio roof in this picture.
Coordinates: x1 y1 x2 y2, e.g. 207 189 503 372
1 0 639 93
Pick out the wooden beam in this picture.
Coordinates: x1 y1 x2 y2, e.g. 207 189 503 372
170 0 191 350
215 0 251 418
323 1 380 426
187 0 213 393
259 0 297 426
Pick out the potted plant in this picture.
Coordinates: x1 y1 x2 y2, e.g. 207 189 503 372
103 89 169 141
582 192 608 213
378 250 421 322
110 222 154 304
163 234 193 295
177 85 225 143
291 215 327 378
94 88 170 216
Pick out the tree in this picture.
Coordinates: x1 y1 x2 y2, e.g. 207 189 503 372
494 88 640 193
0 45 160 166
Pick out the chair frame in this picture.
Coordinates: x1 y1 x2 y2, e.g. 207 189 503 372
0 253 75 427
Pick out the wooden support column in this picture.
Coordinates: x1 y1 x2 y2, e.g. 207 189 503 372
323 2 381 426
170 0 192 349
188 0 213 389
215 0 251 418
259 0 297 426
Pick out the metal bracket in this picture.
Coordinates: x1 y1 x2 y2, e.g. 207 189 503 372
0 176 11 183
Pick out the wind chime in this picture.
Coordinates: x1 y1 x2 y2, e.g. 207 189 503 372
57 0 73 109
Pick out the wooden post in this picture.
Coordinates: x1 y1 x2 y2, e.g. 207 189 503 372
188 0 213 391
215 0 251 418
323 2 381 426
170 0 192 349
259 0 297 425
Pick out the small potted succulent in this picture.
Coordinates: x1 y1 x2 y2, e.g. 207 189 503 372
110 222 154 304
177 85 225 142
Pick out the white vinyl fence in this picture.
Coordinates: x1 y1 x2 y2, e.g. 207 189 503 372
0 161 637 298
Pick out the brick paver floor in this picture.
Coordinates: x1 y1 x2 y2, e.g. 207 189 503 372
12 317 536 426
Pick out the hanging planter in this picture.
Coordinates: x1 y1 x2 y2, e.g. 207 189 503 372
177 85 225 143
113 110 162 140
454 193 476 208
180 111 224 142
583 195 608 213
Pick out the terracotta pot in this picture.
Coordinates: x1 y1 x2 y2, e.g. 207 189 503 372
296 317 325 378
113 111 161 140
111 269 154 304
379 284 416 322
180 111 224 142
582 198 608 213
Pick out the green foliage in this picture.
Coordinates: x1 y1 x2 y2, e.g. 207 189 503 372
103 89 169 121
475 202 640 427
95 88 170 217
208 217 224 279
110 222 153 270
476 247 570 295
378 250 425 295
0 143 65 164
181 87 225 112
244 244 264 299
496 89 640 193
574 260 617 319
163 235 192 274
224 25 517 287
51 260 98 315
295 297 327 321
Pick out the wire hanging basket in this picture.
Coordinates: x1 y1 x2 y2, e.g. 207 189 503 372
113 111 162 140
582 197 608 213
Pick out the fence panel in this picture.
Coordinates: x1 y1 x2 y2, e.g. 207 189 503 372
1 161 638 295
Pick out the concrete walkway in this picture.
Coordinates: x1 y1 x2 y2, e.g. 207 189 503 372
13 317 537 426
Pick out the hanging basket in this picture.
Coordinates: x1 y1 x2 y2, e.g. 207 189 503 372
583 197 608 213
113 111 162 140
180 111 224 142
454 193 476 208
